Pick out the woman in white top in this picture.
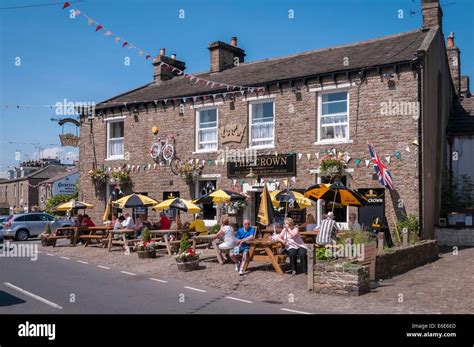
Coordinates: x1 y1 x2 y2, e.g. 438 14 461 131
276 217 308 275
216 217 237 254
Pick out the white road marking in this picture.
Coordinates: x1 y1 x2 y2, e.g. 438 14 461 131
184 286 207 293
280 308 312 315
77 260 89 264
149 278 168 283
46 253 54 257
60 256 70 260
3 282 63 310
97 265 110 270
225 296 252 303
121 271 136 276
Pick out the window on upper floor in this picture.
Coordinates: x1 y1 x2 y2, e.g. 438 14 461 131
249 100 275 148
107 120 124 159
317 91 349 143
196 107 218 152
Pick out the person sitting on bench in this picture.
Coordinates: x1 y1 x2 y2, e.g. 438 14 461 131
276 217 307 275
315 212 339 246
229 220 255 275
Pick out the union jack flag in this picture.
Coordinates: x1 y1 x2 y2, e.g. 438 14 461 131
368 142 394 190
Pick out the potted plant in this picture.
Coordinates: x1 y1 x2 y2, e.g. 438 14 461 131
109 167 131 185
175 233 200 271
40 224 55 247
89 168 108 186
135 228 158 258
176 160 204 184
319 154 349 182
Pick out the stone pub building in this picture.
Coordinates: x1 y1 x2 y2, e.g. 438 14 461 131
78 0 467 238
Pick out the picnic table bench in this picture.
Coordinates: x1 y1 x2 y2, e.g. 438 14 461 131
191 234 223 264
79 226 112 247
105 229 139 252
149 229 195 255
243 239 286 274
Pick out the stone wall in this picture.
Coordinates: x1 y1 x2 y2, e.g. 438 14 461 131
313 261 371 296
375 240 439 280
435 228 474 246
78 66 421 227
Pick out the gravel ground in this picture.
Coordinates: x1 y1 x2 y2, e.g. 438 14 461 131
40 240 474 314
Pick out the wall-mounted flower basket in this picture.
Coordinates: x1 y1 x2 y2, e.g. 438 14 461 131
319 154 350 182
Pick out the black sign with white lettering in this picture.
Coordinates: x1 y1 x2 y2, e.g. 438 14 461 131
227 153 296 178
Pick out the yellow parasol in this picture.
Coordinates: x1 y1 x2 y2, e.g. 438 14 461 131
55 200 94 212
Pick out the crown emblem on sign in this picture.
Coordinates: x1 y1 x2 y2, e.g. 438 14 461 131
219 124 246 144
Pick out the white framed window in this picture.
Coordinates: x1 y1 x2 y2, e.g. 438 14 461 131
249 100 275 148
107 120 124 159
196 107 218 152
317 91 349 143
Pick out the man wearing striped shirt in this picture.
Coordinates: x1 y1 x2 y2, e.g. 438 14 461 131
316 212 339 245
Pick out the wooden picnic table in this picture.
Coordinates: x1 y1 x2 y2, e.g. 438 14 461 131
243 239 285 274
149 229 195 255
105 229 138 252
191 234 223 264
300 230 320 243
79 226 113 247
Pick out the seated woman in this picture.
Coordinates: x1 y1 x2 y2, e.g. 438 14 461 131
299 213 318 231
276 217 308 275
215 217 236 261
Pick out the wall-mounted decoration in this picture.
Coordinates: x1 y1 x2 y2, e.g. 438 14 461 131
219 124 246 144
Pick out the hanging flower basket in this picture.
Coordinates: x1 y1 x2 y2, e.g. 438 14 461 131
177 161 204 184
109 167 130 186
89 168 108 186
319 154 349 181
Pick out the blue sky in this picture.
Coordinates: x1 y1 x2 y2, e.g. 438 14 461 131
0 0 472 176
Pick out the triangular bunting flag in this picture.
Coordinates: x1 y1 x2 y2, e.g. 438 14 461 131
332 148 337 155
87 18 94 26
395 151 401 160
315 152 320 159
95 25 103 32
306 153 311 160
405 146 411 153
115 36 121 43
122 41 129 48
365 159 370 167
232 179 237 186
208 160 212 166
104 30 113 36
283 179 288 187
345 155 352 163
221 158 225 164
355 159 362 167
62 2 71 10
153 163 157 169
290 177 296 184
215 160 219 166
298 153 303 160
412 139 419 146
385 156 391 164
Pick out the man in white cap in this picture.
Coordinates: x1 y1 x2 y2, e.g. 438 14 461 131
316 212 339 245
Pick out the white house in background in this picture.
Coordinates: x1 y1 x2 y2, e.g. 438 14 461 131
38 169 79 211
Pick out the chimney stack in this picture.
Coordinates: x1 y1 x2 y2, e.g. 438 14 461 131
208 36 246 73
153 49 186 83
421 0 443 31
446 32 461 95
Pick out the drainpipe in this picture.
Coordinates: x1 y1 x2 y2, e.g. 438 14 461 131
415 55 424 238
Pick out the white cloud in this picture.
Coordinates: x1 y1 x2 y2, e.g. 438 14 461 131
33 147 79 164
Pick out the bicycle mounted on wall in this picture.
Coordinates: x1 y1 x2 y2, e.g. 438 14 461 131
149 127 181 175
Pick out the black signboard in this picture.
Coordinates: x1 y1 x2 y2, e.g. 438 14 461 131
227 153 297 178
163 191 180 200
357 188 385 230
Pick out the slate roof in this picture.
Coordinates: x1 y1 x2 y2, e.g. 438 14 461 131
448 96 474 136
97 29 428 108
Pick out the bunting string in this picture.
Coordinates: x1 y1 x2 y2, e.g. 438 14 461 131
60 2 263 94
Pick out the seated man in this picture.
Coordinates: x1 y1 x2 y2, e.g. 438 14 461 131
188 215 208 235
158 212 171 230
315 212 339 245
229 220 255 275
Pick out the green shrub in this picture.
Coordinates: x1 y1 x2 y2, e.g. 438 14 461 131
336 229 373 245
142 227 151 242
179 233 192 253
44 223 52 235
316 247 329 260
209 224 220 234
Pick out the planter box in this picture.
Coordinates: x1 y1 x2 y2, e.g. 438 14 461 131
375 240 438 280
137 250 157 259
41 237 55 247
312 260 370 296
176 259 200 272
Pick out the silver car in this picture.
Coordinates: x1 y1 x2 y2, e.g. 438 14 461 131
2 213 74 241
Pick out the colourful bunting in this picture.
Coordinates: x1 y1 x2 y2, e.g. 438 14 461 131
95 25 103 32
365 159 370 167
62 2 71 10
395 151 401 160
355 159 362 167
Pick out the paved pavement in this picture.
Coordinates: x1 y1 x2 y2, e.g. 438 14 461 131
0 243 317 314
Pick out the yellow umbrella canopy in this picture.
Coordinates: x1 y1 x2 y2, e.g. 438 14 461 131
113 193 159 209
153 198 201 214
102 195 112 222
304 183 368 207
55 200 94 212
194 189 247 204
269 190 313 209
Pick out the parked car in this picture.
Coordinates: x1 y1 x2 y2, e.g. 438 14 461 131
2 213 74 241
0 215 9 245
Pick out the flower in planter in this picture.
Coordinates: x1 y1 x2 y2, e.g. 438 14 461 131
176 161 204 183
175 247 200 262
88 168 108 184
319 154 348 180
109 167 131 184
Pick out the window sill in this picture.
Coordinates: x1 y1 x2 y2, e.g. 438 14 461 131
105 156 125 161
246 145 275 151
193 150 218 154
313 139 353 146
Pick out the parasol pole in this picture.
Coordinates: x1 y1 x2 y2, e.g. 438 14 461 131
332 188 338 213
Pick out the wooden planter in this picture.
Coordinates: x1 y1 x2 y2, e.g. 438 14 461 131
41 237 55 247
137 250 157 259
176 258 200 272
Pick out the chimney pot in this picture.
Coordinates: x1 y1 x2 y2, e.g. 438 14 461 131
447 32 455 48
160 48 166 56
231 37 237 47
